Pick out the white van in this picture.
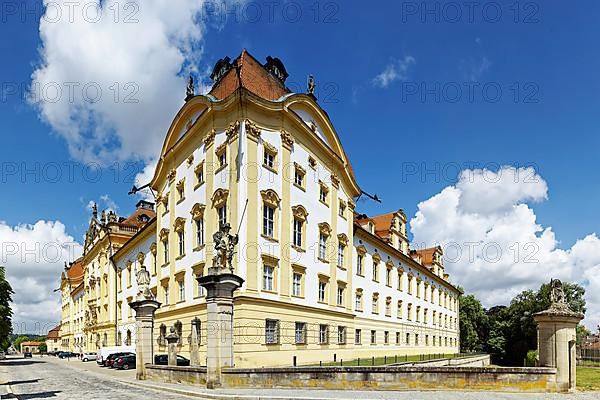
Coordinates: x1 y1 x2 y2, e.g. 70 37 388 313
96 346 135 366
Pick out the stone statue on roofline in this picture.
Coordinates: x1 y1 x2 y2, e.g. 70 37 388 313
307 74 316 95
186 75 195 100
212 222 238 273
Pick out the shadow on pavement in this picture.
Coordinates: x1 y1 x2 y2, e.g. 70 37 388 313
0 360 44 366
14 391 61 399
3 379 41 386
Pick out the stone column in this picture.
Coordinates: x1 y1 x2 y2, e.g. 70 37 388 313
533 280 584 392
198 272 244 389
190 317 201 366
166 327 180 366
129 299 161 380
534 311 583 392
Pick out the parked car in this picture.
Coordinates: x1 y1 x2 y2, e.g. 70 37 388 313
81 352 96 362
114 354 135 370
57 351 78 359
23 352 32 358
96 346 135 366
154 354 190 366
106 352 134 368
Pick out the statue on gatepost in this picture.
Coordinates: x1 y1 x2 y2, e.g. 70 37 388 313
549 278 568 310
135 265 154 301
185 75 195 101
212 223 238 273
165 326 180 366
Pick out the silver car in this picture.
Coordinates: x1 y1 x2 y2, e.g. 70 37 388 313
81 352 96 362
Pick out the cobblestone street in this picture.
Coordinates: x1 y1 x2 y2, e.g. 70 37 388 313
0 356 192 399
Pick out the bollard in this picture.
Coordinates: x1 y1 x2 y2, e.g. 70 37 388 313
358 357 360 366
384 355 387 364
372 356 375 366
395 355 397 363
334 353 337 362
340 359 343 366
320 360 322 367
293 356 297 367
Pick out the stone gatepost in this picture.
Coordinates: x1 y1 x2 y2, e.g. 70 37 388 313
190 317 201 366
129 299 161 380
166 327 180 366
534 279 584 392
198 272 244 389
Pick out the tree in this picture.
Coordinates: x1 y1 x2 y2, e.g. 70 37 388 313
38 343 47 353
459 294 488 352
13 335 31 351
0 267 14 352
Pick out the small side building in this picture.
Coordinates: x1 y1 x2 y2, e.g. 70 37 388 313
20 341 44 354
46 325 61 352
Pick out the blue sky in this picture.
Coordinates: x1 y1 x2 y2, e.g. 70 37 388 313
1 0 600 331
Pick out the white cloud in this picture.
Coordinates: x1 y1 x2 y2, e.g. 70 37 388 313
372 56 416 88
29 0 240 165
0 220 83 334
460 56 491 81
410 166 600 329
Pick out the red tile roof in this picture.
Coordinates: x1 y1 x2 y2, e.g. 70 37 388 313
47 325 61 339
209 50 291 101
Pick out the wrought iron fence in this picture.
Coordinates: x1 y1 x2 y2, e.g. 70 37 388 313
577 346 600 367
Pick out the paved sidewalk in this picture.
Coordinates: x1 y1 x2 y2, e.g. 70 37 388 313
42 356 600 400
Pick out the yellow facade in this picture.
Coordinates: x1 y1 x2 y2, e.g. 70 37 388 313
61 51 461 367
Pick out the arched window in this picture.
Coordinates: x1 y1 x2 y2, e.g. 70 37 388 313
126 329 132 346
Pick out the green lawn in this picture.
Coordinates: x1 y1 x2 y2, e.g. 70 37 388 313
577 367 600 391
315 353 460 367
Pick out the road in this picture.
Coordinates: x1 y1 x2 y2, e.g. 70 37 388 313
0 355 193 399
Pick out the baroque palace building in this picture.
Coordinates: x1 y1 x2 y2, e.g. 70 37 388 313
60 50 460 366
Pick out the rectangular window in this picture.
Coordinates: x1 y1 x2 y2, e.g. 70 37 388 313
196 270 204 297
433 336 436 346
163 284 169 305
337 244 344 267
355 329 361 345
196 219 204 247
337 287 344 306
218 149 227 168
319 187 327 203
319 324 329 344
425 335 429 345
263 265 274 291
355 293 362 311
384 331 389 344
416 306 421 322
370 330 376 345
263 151 274 169
406 333 410 345
319 233 327 260
292 272 302 297
293 219 302 247
415 334 419 346
386 268 391 286
318 281 326 302
294 169 304 187
407 303 412 321
263 205 274 237
396 332 400 345
372 262 378 281
178 231 185 256
385 299 391 316
177 183 184 201
195 165 204 185
338 200 346 217
357 254 363 275
178 280 185 302
265 319 279 344
163 240 169 263
337 326 346 344
372 296 378 314
398 273 403 291
218 205 227 228
295 322 307 344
